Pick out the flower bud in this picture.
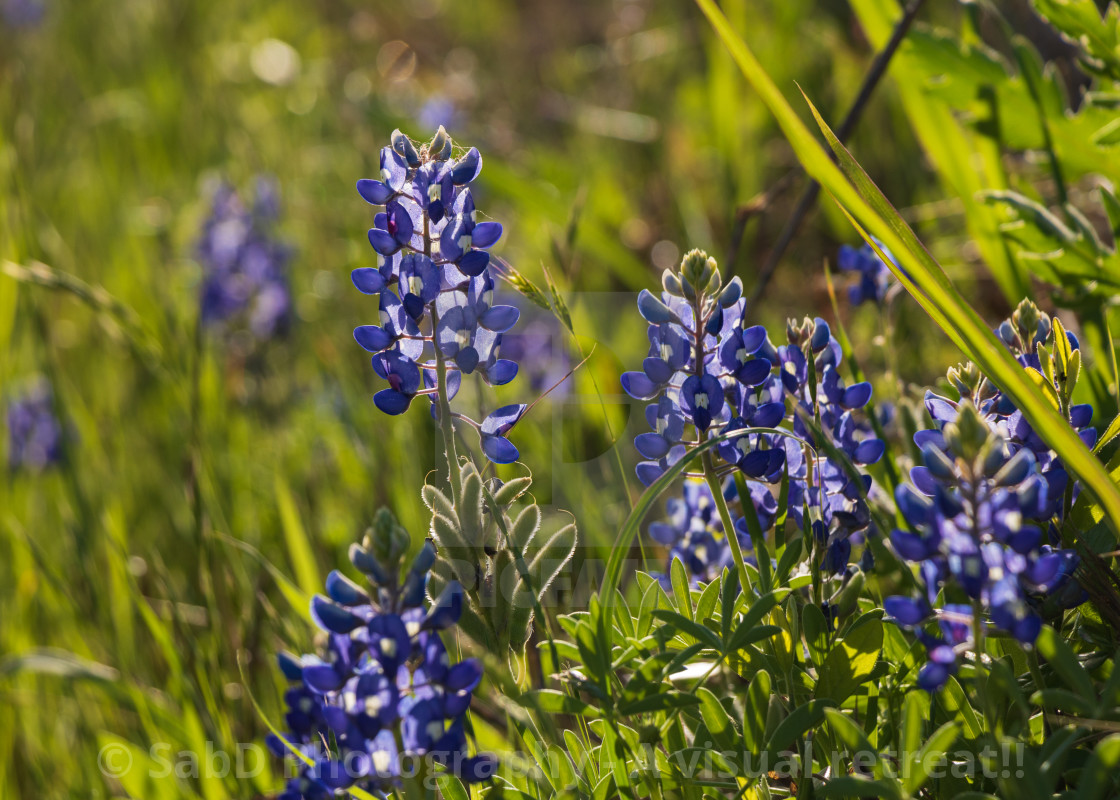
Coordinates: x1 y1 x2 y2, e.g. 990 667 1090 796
662 270 684 297
390 129 421 168
718 276 743 308
679 248 710 287
429 126 450 160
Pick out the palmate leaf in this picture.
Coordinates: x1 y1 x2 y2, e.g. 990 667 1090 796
693 0 1120 537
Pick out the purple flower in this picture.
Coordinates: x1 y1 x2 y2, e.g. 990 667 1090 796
196 177 291 341
269 511 492 795
6 381 63 472
837 240 896 306
352 128 528 462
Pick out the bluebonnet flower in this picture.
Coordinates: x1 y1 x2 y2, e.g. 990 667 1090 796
268 509 496 797
1 0 45 26
197 177 291 341
353 128 528 463
498 305 570 396
929 301 1095 523
623 250 884 577
649 479 775 586
837 240 897 306
885 398 1084 690
7 381 63 472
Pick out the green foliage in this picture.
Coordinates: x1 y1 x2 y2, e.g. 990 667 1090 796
424 460 577 654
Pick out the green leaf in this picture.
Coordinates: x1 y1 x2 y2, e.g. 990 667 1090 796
820 777 902 799
618 692 700 716
695 575 721 625
435 774 470 800
511 503 542 551
492 474 533 506
651 609 723 652
275 475 320 599
670 557 693 620
904 721 959 794
1079 733 1120 800
720 567 741 642
528 689 602 718
902 691 925 761
743 670 771 751
765 699 834 755
802 603 829 669
1036 625 1096 703
775 536 804 585
733 471 772 591
815 619 883 704
697 687 739 751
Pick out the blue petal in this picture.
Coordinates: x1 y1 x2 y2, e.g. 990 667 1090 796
737 358 772 387
482 404 526 435
481 435 519 463
1070 403 1094 429
753 402 786 429
450 148 482 185
487 359 518 386
471 222 503 248
884 595 929 627
910 466 938 495
425 582 464 629
351 267 386 294
303 664 344 693
459 754 500 783
357 179 394 205
636 461 664 486
890 529 928 561
457 249 490 276
842 382 873 409
740 449 772 477
374 388 412 415
621 371 660 400
310 595 363 634
325 570 368 605
277 651 304 681
649 522 677 545
854 438 885 464
355 325 393 353
456 346 480 373
480 304 519 332
924 391 957 424
741 325 767 354
643 357 673 385
636 290 679 324
368 228 400 255
635 432 671 459
917 661 950 691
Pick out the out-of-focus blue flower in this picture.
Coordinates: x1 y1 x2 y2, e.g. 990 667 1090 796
353 128 527 463
498 305 570 396
418 95 463 134
7 381 63 472
268 511 495 797
197 177 291 341
1 0 45 26
649 478 774 585
837 240 897 306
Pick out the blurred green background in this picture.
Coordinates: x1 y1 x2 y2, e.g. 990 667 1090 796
0 0 1078 796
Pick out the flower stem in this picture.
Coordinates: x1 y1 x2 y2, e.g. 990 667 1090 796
424 210 462 507
704 451 753 595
